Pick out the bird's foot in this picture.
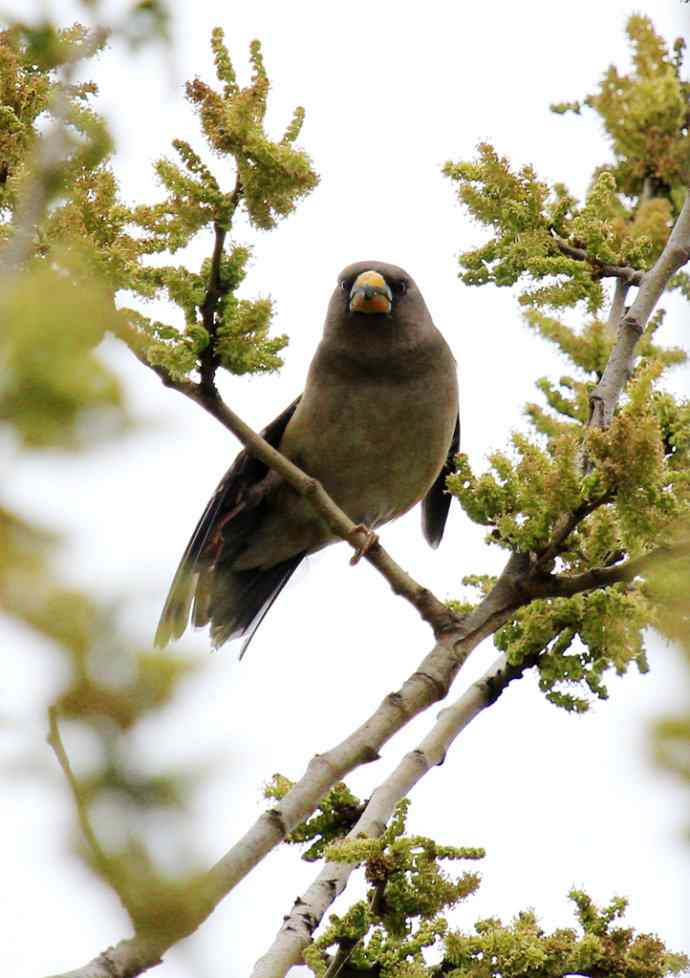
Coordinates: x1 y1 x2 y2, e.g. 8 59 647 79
349 524 380 565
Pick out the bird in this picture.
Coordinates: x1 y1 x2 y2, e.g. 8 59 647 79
155 260 460 655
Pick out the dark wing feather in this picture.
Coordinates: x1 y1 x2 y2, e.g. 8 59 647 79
421 413 460 549
154 396 301 648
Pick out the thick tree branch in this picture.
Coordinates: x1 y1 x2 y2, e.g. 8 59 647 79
250 545 690 976
250 648 531 978
43 546 528 978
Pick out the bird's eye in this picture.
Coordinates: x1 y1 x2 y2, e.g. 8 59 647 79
397 280 408 295
339 280 349 291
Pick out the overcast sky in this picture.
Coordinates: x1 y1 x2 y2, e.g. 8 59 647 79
2 1 689 976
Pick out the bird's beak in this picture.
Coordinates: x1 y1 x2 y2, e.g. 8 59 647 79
349 270 393 316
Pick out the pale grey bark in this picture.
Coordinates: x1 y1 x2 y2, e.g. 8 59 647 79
250 652 513 978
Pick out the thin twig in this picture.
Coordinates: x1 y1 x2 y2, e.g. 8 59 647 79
199 174 243 393
551 233 644 286
536 538 690 599
46 708 109 874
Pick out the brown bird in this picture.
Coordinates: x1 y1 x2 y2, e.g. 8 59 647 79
155 261 459 655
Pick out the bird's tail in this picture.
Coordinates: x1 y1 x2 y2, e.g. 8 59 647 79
205 553 306 658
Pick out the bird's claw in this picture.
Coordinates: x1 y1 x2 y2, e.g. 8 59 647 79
349 524 379 565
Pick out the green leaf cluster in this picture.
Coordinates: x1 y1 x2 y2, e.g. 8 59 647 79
442 889 688 978
305 800 483 977
0 22 109 223
495 587 652 713
186 29 318 230
445 16 689 713
451 343 689 710
554 16 690 204
304 801 686 978
1 251 124 447
444 16 688 313
1 24 317 390
119 30 318 380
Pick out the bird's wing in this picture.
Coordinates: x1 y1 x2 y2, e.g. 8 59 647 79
154 396 301 648
421 413 460 548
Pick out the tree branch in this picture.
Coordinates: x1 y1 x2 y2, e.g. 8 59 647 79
46 707 110 876
198 174 243 393
551 232 644 287
43 540 529 978
250 648 531 978
534 538 690 600
588 188 690 428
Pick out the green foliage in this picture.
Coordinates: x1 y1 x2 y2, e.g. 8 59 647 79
304 800 483 977
1 253 124 447
443 146 604 312
0 13 221 949
444 17 688 316
120 29 317 380
448 429 585 554
444 15 690 713
495 587 652 712
451 349 690 712
1 23 317 392
186 30 317 230
304 801 686 978
575 16 690 204
0 22 109 223
443 890 688 978
644 543 690 822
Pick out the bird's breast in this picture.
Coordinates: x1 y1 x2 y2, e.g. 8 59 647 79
280 348 458 532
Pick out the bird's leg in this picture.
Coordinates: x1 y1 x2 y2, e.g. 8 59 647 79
349 523 380 565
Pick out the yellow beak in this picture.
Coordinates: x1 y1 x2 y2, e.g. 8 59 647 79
349 270 393 316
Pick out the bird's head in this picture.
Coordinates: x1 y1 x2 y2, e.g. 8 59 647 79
336 261 412 320
321 261 437 367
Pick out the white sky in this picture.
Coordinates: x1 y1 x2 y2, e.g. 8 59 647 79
2 1 689 976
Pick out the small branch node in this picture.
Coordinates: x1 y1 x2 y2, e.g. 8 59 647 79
410 670 450 701
620 312 644 336
301 476 322 498
263 808 289 837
